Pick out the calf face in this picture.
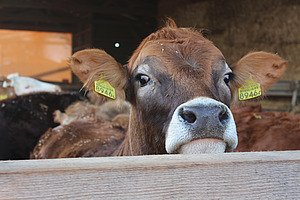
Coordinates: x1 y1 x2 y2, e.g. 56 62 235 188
70 21 286 155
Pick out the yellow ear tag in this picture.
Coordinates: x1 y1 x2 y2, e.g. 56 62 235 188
94 77 116 99
0 94 8 100
238 76 261 100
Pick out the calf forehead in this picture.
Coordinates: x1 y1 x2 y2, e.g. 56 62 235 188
128 24 225 73
133 41 226 98
132 39 223 73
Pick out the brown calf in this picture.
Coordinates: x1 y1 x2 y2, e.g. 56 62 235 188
232 105 300 152
31 100 129 159
33 20 287 158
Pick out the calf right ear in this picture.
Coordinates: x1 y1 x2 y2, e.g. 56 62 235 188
70 49 129 101
230 51 287 103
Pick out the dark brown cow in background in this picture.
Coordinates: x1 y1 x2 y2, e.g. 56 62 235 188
31 20 287 158
0 92 83 160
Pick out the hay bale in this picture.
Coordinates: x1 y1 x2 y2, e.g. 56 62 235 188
158 0 300 81
158 0 300 110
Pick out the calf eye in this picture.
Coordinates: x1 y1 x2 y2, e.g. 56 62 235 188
224 73 234 86
136 74 150 87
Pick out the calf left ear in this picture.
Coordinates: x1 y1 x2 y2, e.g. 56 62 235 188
70 49 128 101
230 51 287 103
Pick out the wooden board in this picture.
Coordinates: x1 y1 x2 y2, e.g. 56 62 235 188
1 151 300 199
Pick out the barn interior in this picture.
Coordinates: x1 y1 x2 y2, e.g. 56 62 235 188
0 0 299 160
1 0 299 111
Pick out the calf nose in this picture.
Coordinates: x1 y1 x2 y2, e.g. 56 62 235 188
178 104 230 135
165 97 238 154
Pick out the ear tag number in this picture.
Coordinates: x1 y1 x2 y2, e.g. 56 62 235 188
94 76 116 99
238 76 261 101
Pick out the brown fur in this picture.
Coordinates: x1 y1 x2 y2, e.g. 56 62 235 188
70 49 128 104
54 100 130 125
31 100 129 159
112 114 129 131
230 52 287 103
232 105 300 151
31 119 125 158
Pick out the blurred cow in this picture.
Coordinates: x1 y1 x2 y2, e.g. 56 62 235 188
1 73 61 100
232 104 300 152
0 92 83 160
31 100 130 159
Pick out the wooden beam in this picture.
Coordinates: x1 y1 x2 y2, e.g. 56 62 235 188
0 12 86 24
0 0 107 13
0 23 74 33
0 13 148 28
0 0 157 17
31 67 70 79
1 151 299 199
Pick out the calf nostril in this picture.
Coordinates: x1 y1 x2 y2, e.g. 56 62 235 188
179 108 197 123
218 108 229 124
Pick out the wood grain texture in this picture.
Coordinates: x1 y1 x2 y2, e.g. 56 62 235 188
1 151 300 199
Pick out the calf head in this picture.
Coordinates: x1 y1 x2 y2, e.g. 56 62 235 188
70 21 286 155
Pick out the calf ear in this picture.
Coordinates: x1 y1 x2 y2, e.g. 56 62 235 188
230 51 287 103
70 49 128 101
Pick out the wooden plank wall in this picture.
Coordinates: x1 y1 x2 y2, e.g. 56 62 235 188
1 151 300 199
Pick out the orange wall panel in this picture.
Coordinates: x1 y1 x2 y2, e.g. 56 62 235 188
0 30 72 82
